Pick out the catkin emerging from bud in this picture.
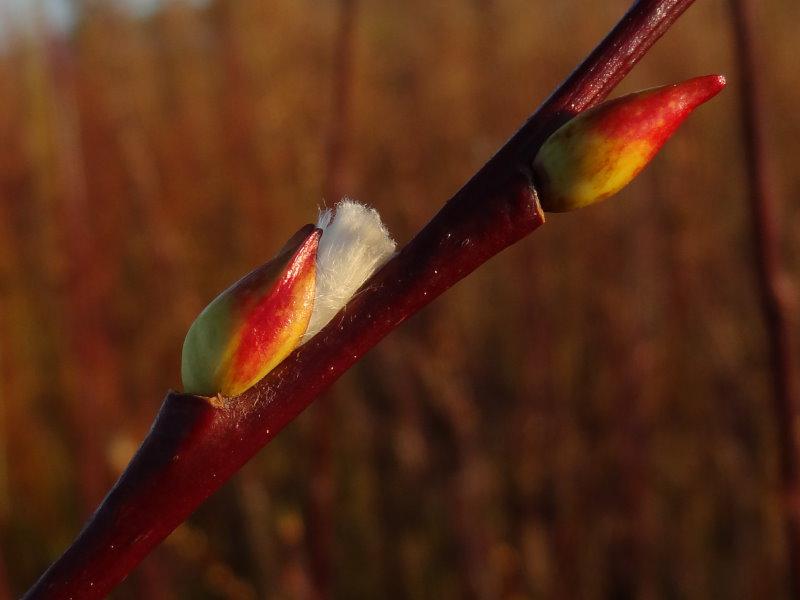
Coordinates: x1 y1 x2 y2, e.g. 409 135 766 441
181 200 395 397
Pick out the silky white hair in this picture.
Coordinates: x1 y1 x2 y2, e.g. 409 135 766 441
300 200 396 343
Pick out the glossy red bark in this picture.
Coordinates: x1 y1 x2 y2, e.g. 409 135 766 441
26 175 543 599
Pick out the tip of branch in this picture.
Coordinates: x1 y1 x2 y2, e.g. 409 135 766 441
533 74 726 212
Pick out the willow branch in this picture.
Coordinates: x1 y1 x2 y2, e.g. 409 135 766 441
24 1 698 598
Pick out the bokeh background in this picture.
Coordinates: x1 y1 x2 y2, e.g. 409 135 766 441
1 0 799 597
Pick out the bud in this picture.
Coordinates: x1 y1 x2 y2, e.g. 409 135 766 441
181 226 320 397
532 74 726 212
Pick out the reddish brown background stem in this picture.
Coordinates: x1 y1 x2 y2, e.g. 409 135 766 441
308 0 360 595
729 0 800 596
24 1 698 597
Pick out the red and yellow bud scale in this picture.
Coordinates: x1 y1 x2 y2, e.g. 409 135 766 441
181 225 320 397
532 74 726 212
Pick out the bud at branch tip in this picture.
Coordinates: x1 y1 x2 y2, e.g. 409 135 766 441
532 74 726 212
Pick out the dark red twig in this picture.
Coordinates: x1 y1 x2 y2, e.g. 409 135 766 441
24 1 698 597
729 1 800 596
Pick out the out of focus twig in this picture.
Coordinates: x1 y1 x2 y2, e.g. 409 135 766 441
729 0 800 596
308 0 359 596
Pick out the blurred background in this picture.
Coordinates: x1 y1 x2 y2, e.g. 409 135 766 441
0 0 799 598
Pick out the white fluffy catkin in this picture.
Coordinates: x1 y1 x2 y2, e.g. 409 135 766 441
300 199 396 343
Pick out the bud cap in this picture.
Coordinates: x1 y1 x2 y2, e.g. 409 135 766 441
533 74 726 212
181 226 320 397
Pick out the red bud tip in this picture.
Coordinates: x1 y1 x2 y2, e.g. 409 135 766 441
533 74 726 212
